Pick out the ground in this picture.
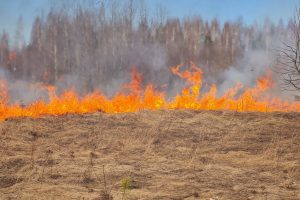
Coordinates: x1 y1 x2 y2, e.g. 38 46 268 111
0 110 299 200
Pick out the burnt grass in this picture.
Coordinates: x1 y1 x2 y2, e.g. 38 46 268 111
0 110 299 199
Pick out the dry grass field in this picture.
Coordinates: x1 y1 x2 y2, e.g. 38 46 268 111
0 110 299 200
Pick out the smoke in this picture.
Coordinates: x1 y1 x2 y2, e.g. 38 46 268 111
214 25 296 100
0 67 49 104
0 43 172 103
0 45 292 105
99 43 169 96
218 49 275 94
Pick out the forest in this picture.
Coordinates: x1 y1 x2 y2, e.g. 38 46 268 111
0 0 294 96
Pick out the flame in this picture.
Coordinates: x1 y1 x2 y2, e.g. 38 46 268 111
0 63 300 121
0 80 8 118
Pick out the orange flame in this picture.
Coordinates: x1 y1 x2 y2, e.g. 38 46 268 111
0 63 300 121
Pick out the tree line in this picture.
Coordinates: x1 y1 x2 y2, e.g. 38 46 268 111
0 0 293 94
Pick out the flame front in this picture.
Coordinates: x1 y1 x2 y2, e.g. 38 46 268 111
1 63 300 121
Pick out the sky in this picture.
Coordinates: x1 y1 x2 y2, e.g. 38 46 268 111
0 0 298 44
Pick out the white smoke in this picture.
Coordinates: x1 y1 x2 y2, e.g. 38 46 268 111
0 67 49 105
218 49 275 94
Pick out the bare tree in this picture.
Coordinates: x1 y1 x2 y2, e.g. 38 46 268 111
14 16 25 50
278 7 300 91
0 31 9 67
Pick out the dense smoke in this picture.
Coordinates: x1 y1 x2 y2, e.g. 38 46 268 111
0 0 296 104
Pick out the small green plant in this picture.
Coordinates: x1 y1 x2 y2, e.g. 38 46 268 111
121 177 131 200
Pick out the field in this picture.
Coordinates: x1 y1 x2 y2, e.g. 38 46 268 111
0 110 299 200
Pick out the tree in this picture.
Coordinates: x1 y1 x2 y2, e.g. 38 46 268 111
0 31 9 66
14 16 25 50
278 8 300 91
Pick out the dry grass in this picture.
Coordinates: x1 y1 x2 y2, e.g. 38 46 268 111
0 110 299 199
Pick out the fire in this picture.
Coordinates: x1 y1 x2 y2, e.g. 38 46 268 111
0 80 8 118
0 63 300 121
